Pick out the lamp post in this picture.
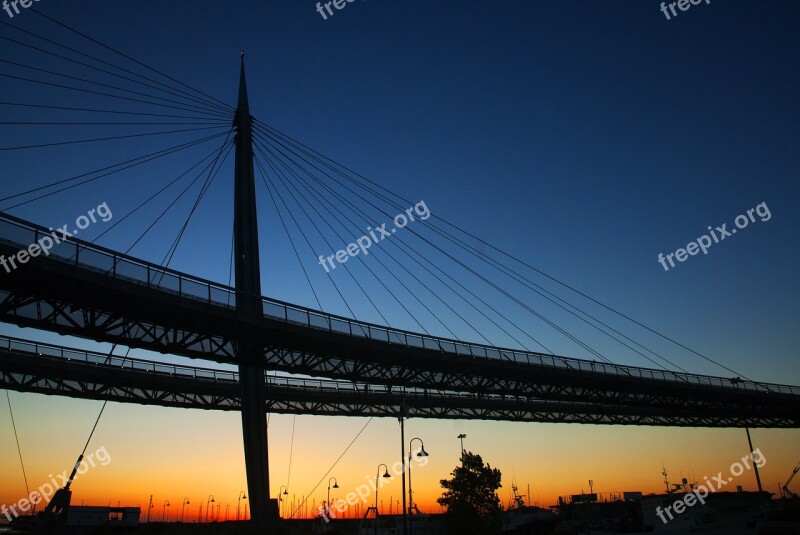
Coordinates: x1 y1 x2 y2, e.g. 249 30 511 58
408 438 429 534
147 495 153 523
162 500 170 522
181 498 190 523
399 405 407 535
457 434 467 459
237 491 247 521
327 477 339 518
375 464 391 535
205 496 215 523
278 486 288 518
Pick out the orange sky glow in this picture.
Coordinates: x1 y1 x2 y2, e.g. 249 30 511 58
2 392 798 521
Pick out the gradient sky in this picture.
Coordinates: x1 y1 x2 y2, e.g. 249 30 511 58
1 0 799 520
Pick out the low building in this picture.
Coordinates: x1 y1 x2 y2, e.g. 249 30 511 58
66 506 140 528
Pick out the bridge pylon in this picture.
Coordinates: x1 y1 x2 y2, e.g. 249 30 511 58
233 53 274 526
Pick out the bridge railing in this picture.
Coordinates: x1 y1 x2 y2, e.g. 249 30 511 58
258 301 798 395
0 334 239 383
1 213 797 397
0 334 493 399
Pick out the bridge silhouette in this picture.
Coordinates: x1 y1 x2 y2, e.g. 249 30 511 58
1 327 799 427
2 199 800 525
1 211 799 428
1 10 798 530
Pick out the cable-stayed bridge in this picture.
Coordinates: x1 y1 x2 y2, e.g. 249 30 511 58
1 212 799 427
1 333 798 427
0 330 800 428
1 8 798 528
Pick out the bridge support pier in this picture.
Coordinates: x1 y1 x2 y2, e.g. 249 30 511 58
233 53 273 527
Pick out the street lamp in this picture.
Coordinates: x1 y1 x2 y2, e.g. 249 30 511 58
327 477 339 518
398 404 408 535
147 495 153 523
205 496 215 523
408 438 429 534
375 464 391 535
278 486 288 518
181 498 190 523
457 434 467 458
237 491 247 521
162 500 170 522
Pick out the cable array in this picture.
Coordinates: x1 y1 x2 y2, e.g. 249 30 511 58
0 7 739 376
0 9 760 519
251 120 750 379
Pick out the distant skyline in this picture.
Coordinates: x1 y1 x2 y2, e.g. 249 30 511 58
1 0 799 519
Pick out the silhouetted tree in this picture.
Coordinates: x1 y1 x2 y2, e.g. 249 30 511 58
437 451 503 534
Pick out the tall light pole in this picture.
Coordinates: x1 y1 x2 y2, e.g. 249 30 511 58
398 403 408 535
205 496 215 523
181 498 190 523
327 477 339 518
375 464 391 535
408 438 429 535
457 434 467 459
237 491 247 521
278 486 288 518
147 495 153 523
161 500 170 522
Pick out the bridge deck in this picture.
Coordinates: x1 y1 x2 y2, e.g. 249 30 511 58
1 212 799 425
2 335 796 427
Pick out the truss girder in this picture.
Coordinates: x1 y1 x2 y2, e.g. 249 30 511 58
1 347 797 428
0 241 797 418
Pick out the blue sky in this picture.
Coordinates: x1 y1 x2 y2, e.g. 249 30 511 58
2 0 797 381
1 0 799 512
